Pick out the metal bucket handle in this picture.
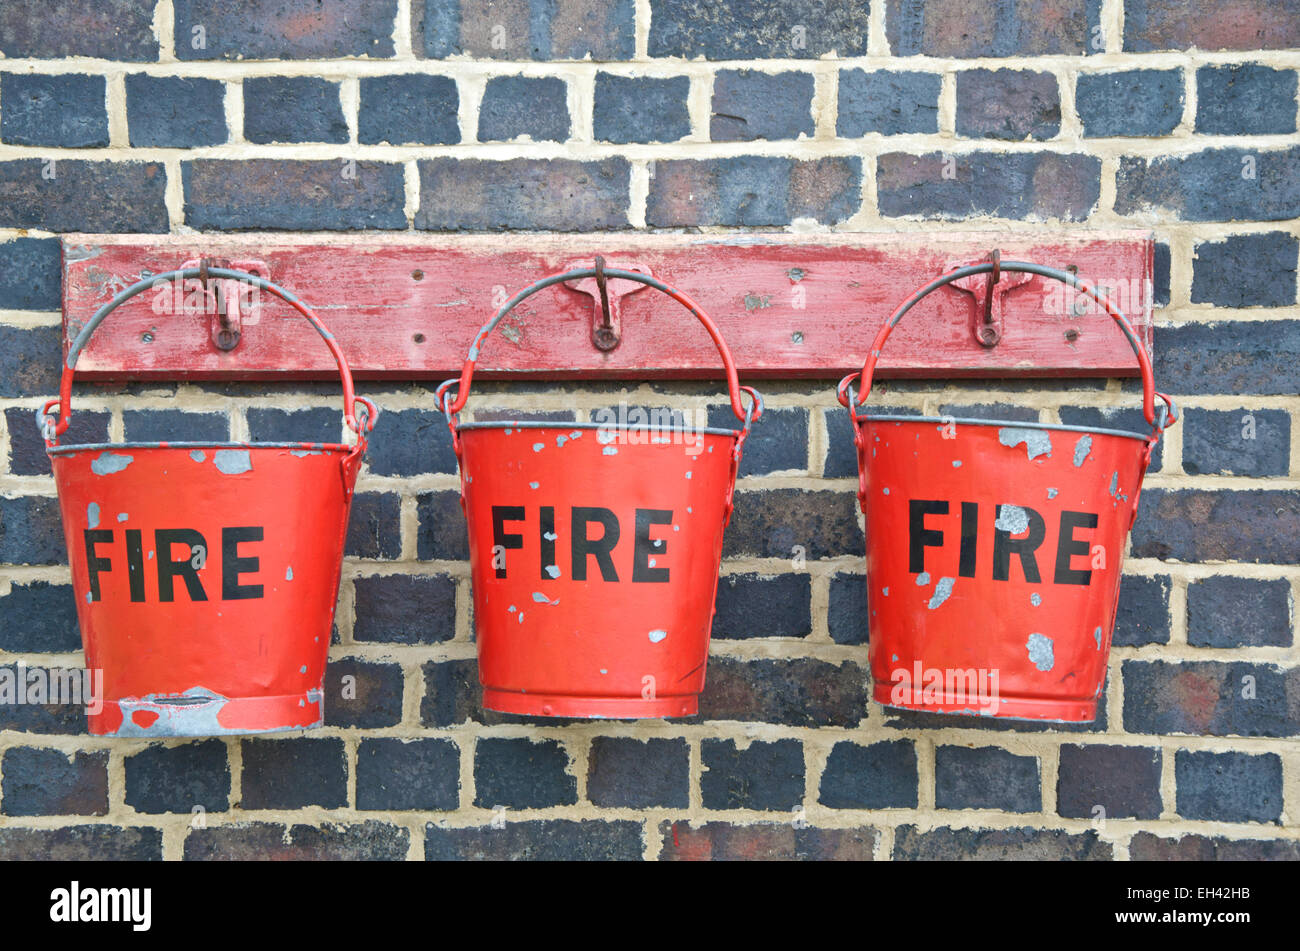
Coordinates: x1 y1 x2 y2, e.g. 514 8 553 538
38 267 378 450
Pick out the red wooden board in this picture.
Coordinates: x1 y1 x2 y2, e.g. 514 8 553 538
61 232 1154 381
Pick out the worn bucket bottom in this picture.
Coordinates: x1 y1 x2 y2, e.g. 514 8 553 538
872 684 1097 722
483 688 698 719
89 688 325 737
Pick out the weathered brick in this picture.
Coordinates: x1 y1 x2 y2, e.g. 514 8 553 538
240 737 347 810
2 747 107 816
712 573 811 640
701 738 804 811
0 665 86 735
415 490 468 561
1187 577 1292 648
1116 147 1300 221
417 158 629 231
322 658 404 728
878 152 1101 221
887 0 1101 56
587 737 689 808
126 75 227 148
724 488 862 560
122 409 229 444
184 160 406 231
940 403 1039 423
477 76 569 143
124 739 230 814
956 69 1060 140
0 0 158 60
893 825 1111 860
357 738 459 811
1122 660 1299 737
1130 832 1300 861
1131 489 1300 563
699 657 868 728
593 74 690 144
353 574 456 645
935 745 1041 813
828 572 868 645
659 821 876 860
474 737 577 809
1191 232 1297 307
0 237 60 311
0 825 161 861
1057 405 1162 470
1 73 106 148
646 157 861 227
1197 64 1297 135
708 406 807 475
416 0 636 60
174 0 397 60
365 408 457 476
0 580 80 652
819 739 918 809
247 407 340 444
1111 574 1171 647
1076 69 1184 137
7 406 110 475
1155 321 1300 396
185 821 408 860
244 77 347 145
1185 409 1290 478
711 70 815 142
346 492 403 559
1057 744 1162 819
1154 241 1172 305
650 0 868 58
421 658 480 727
824 404 909 478
426 820 643 860
359 74 460 145
837 69 941 136
0 160 168 232
1176 750 1282 824
1124 0 1300 51
0 496 66 565
884 689 1109 733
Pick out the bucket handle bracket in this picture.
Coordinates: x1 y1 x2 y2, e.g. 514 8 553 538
560 256 652 353
947 249 1034 349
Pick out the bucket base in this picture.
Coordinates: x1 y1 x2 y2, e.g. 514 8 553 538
89 690 325 737
873 683 1097 722
483 688 698 719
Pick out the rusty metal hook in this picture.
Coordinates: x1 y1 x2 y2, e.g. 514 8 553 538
592 255 619 351
978 249 1002 347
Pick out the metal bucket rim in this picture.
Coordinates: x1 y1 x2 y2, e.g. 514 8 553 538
456 420 741 438
860 414 1149 443
47 440 354 456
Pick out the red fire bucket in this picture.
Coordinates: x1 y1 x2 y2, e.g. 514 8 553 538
838 261 1177 722
40 268 377 737
436 267 763 718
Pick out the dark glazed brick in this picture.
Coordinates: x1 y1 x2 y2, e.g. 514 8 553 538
712 573 811 640
710 70 815 142
837 70 941 136
345 492 403 559
126 76 227 148
416 490 469 560
1184 408 1290 477
1111 575 1171 647
710 406 807 475
828 572 868 645
701 738 804 811
1116 148 1300 222
1057 405 1162 470
893 825 1111 860
1175 750 1282 824
940 403 1039 423
1 748 108 816
887 0 1102 56
1122 660 1299 737
353 574 456 645
1154 322 1300 395
474 737 577 809
878 152 1101 221
0 825 162 861
660 821 876 860
650 0 869 58
1130 833 1300 861
359 74 460 145
122 409 229 444
184 160 406 231
1 74 107 148
416 0 636 61
323 658 404 728
935 745 1041 813
185 821 408 860
724 488 863 560
1197 65 1297 135
244 77 347 145
421 658 480 727
700 657 868 727
417 158 629 231
1076 69 1184 137
1131 489 1300 563
1187 577 1292 648
247 407 340 444
477 76 569 143
0 160 167 232
1154 241 1171 306
1056 744 1162 819
124 740 230 814
357 738 459 811
0 237 60 311
7 406 110 475
0 581 80 652
1124 0 1300 51
367 408 458 476
594 74 690 144
646 157 861 227
819 740 918 809
240 738 347 810
426 820 643 861
587 737 689 808
0 0 158 60
174 0 397 59
0 666 87 735
956 70 1060 140
1191 233 1297 307
0 496 66 565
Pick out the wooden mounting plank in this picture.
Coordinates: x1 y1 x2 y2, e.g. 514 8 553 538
61 231 1154 382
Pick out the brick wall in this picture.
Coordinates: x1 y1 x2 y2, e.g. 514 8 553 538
0 0 1297 861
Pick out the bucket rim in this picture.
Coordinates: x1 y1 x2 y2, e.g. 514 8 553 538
47 440 355 456
860 414 1150 443
456 420 741 438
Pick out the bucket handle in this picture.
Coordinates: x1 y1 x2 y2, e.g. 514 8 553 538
38 267 377 451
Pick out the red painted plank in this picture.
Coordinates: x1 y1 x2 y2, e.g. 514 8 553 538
61 232 1153 381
